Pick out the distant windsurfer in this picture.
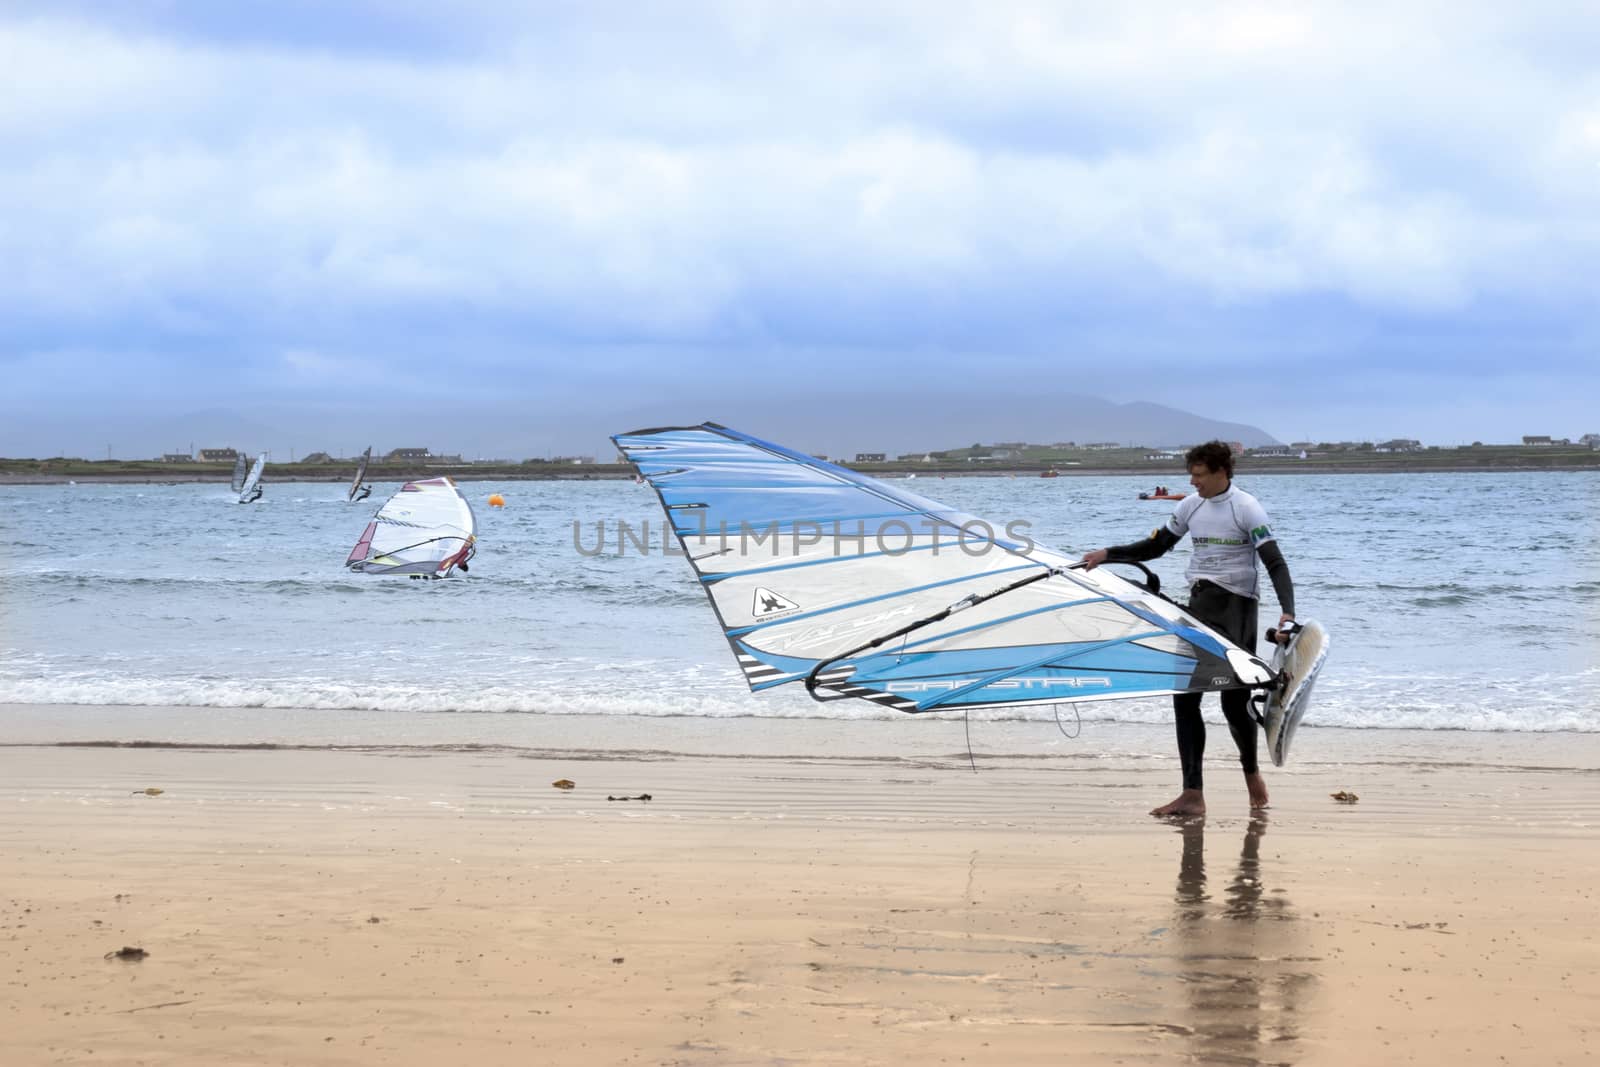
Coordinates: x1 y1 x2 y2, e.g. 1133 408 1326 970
1082 441 1296 817
356 484 372 501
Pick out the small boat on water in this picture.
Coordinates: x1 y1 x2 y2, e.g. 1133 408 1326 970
1040 469 1059 478
1138 487 1186 501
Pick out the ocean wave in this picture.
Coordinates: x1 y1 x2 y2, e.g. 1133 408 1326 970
2 673 1596 732
5 570 698 604
1316 580 1551 605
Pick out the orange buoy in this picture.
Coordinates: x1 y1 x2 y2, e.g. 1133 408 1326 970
487 493 505 508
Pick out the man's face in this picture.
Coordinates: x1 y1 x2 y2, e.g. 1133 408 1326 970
1188 462 1229 498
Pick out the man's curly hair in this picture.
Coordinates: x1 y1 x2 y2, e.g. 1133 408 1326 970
1185 440 1234 478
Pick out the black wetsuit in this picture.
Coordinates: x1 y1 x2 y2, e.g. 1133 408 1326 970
1104 484 1295 790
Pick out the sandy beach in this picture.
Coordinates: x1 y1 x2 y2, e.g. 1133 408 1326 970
2 712 1597 1066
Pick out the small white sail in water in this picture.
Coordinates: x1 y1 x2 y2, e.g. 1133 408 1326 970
346 477 477 577
237 453 266 504
347 446 372 502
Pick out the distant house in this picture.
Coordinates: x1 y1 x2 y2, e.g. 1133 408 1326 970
198 448 238 462
1083 442 1121 451
896 453 934 462
1522 435 1554 446
1251 445 1296 457
1580 434 1600 450
1050 441 1078 449
300 451 333 464
386 447 431 461
426 454 464 465
161 453 192 463
853 452 886 463
1375 439 1423 453
549 455 594 465
971 448 1020 461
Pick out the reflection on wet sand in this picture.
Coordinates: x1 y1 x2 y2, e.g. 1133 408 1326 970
1172 816 1315 1066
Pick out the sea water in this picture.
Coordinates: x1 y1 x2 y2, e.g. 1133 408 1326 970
1 472 1596 740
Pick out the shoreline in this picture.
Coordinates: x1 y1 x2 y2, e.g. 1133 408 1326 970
3 721 1596 1065
4 461 1599 484
7 702 1600 756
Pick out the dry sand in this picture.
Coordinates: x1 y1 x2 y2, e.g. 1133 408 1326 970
2 732 1598 1066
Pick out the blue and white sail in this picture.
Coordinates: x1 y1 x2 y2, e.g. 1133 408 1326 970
613 423 1274 714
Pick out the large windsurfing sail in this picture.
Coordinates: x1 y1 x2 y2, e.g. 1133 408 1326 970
346 477 477 577
237 452 266 504
612 423 1275 714
347 446 372 502
230 453 248 494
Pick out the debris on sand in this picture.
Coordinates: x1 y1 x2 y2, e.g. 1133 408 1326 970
131 788 164 797
105 946 149 961
606 794 653 802
552 779 576 790
1330 791 1360 803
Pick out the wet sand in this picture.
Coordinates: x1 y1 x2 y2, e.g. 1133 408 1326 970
2 726 1597 1065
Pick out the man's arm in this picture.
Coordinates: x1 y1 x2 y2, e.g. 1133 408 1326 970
1257 539 1296 627
1082 527 1180 569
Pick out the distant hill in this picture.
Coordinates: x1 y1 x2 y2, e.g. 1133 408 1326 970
600 390 1280 457
0 390 1278 461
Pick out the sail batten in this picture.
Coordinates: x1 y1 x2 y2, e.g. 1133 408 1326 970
615 423 1275 714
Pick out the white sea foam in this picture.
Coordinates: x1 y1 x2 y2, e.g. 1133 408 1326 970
3 671 1596 732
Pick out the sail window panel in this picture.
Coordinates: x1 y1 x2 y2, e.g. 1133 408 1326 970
687 525 1014 578
1131 634 1197 659
705 543 1039 630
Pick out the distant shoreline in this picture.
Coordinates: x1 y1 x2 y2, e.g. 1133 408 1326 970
3 459 1597 485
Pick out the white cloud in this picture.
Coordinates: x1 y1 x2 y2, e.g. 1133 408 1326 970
0 3 1596 348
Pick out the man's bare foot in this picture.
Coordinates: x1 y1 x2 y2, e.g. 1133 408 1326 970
1150 789 1206 817
1246 772 1270 810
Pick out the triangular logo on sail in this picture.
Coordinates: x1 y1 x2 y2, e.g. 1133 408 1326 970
752 587 800 618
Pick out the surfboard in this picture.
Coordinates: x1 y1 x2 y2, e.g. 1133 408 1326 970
1261 619 1329 767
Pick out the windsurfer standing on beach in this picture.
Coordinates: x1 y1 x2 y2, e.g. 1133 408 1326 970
1081 441 1296 817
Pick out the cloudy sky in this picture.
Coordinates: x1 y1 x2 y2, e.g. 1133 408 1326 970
3 1 1596 459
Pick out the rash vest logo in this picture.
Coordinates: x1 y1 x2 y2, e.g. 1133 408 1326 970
752 587 800 618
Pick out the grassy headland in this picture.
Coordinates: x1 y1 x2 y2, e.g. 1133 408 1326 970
1 443 1596 484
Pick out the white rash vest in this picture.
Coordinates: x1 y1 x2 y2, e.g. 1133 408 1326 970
1164 484 1277 600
